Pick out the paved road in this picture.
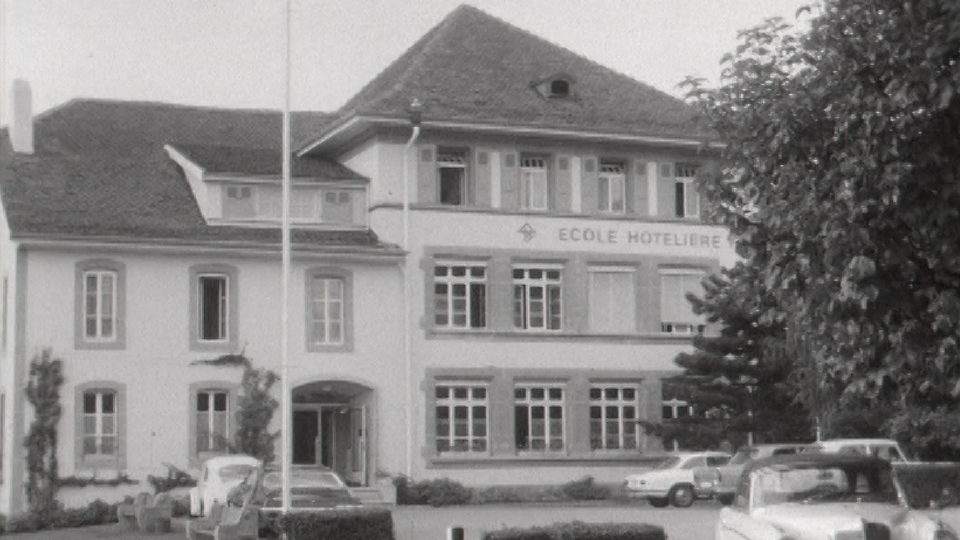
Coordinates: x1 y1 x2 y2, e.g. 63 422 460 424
393 502 720 540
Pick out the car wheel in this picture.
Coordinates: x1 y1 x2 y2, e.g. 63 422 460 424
718 494 734 505
648 497 670 508
669 484 695 508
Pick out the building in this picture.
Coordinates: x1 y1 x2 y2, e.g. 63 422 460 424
0 5 733 514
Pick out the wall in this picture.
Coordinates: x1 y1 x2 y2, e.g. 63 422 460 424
9 244 405 507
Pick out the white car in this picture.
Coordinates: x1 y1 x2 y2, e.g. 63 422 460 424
624 451 730 507
188 454 262 517
715 453 958 540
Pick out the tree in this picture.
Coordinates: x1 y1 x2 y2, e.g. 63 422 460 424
686 0 960 455
650 260 813 450
24 350 64 519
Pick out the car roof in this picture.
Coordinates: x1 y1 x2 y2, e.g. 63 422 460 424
745 453 892 474
814 438 901 445
203 455 262 468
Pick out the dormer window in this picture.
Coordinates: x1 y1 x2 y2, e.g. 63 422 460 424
219 183 364 226
549 79 570 98
532 74 576 100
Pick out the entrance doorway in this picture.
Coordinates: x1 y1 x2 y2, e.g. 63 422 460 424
291 380 371 486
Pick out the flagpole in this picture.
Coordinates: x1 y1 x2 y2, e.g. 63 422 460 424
280 0 293 522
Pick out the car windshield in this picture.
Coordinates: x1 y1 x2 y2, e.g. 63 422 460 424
262 470 347 491
218 464 257 481
751 463 900 508
729 448 758 465
655 457 683 470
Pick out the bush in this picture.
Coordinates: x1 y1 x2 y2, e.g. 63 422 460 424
559 476 611 501
894 462 960 509
279 507 393 540
4 499 121 533
484 521 665 540
395 476 472 506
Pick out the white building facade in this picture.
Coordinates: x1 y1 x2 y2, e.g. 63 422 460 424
0 5 734 515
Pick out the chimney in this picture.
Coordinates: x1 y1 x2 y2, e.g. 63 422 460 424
11 79 34 154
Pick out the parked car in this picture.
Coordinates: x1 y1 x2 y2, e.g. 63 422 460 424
624 451 730 508
188 454 263 517
803 438 914 462
714 453 958 540
257 465 363 537
697 443 807 505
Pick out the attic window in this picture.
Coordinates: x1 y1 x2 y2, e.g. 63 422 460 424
533 75 576 100
549 80 570 98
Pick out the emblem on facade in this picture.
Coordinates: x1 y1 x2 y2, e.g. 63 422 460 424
517 222 536 243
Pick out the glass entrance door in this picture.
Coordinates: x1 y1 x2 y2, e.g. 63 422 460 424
292 408 319 465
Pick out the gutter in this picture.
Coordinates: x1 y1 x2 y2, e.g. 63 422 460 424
297 115 724 157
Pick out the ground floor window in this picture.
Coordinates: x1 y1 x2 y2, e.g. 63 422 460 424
435 383 488 454
75 381 126 469
427 371 660 460
589 385 640 450
196 390 229 453
514 384 565 452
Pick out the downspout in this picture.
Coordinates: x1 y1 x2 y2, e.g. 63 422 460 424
402 100 422 478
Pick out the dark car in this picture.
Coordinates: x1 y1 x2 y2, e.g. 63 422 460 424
256 466 362 537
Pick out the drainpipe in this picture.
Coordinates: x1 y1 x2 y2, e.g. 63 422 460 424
402 99 422 478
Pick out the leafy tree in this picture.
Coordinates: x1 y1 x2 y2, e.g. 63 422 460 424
686 0 960 455
24 350 64 519
234 366 279 464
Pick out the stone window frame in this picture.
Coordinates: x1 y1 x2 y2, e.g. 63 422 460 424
74 259 126 350
75 381 126 471
188 380 240 468
189 264 239 352
304 267 354 352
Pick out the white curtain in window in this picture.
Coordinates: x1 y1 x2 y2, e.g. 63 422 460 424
589 269 635 332
660 272 705 324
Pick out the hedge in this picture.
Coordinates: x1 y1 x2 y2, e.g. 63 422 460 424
484 521 666 540
4 499 121 533
278 507 394 540
894 462 960 509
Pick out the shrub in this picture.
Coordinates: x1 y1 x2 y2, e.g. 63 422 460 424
279 507 393 540
395 476 471 506
894 462 960 508
4 499 121 533
559 476 611 501
484 521 666 540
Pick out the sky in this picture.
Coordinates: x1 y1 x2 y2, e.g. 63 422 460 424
1 0 813 123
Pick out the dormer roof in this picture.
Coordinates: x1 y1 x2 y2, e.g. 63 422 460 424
300 4 714 154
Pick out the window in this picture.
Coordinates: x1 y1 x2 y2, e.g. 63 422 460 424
435 383 488 454
512 266 562 331
309 277 344 345
75 382 125 469
223 185 325 222
438 150 468 206
660 269 706 334
198 275 228 341
83 270 117 341
520 156 548 210
196 390 230 453
662 398 694 419
190 264 238 350
589 385 640 450
549 79 570 97
588 267 635 333
674 163 700 219
75 260 126 350
82 390 118 458
598 162 626 213
514 384 564 452
433 262 487 329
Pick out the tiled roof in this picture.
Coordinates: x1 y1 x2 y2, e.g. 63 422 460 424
311 4 713 147
172 143 366 179
0 100 392 251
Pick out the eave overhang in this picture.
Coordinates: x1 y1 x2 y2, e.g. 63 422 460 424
297 114 725 157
